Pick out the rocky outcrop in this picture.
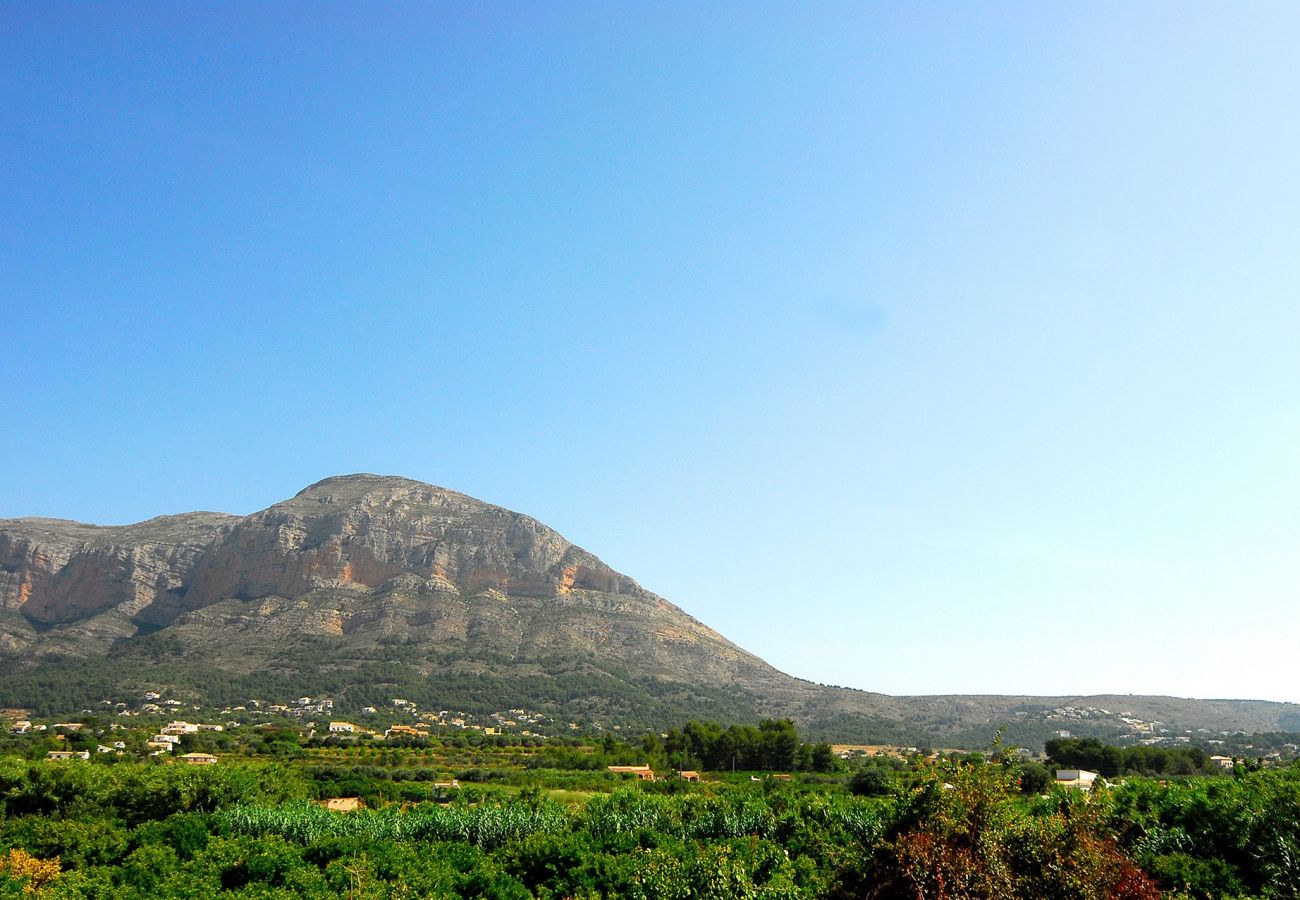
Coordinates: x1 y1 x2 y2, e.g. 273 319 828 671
0 514 236 626
184 475 640 607
0 475 768 687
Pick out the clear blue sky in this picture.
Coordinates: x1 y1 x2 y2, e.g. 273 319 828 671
4 3 1298 703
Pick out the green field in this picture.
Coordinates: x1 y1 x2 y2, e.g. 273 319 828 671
1 721 1298 898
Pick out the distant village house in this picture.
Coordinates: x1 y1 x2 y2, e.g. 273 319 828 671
322 797 364 813
607 765 655 781
47 750 90 761
1055 769 1099 790
385 725 429 739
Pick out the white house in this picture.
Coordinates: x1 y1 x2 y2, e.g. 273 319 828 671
1055 769 1099 790
328 722 357 734
1210 755 1235 770
47 750 90 761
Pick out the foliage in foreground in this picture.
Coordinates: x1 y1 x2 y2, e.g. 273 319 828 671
0 754 1297 897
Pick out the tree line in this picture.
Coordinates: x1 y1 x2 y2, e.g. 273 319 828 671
1046 736 1216 776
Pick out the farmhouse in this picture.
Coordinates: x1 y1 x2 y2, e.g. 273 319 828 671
1210 755 1235 770
180 753 218 765
678 770 701 782
322 797 364 812
47 750 90 761
385 725 429 739
433 779 460 799
607 765 655 781
328 721 357 734
1055 769 1099 790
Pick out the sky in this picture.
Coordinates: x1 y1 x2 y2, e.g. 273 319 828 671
3 3 1298 704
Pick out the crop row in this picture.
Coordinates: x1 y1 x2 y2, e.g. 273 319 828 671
223 789 889 849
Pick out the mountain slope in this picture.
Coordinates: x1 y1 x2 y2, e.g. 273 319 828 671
2 475 1297 743
0 476 799 722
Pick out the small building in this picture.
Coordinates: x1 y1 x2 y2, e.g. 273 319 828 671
328 721 357 734
1055 769 1099 790
322 797 364 813
678 770 701 782
769 773 793 782
180 753 218 765
12 721 31 734
47 750 90 761
162 721 198 735
1210 755 1235 770
384 725 429 739
431 779 460 801
607 765 655 781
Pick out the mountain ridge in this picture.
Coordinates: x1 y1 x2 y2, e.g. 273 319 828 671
2 474 1297 744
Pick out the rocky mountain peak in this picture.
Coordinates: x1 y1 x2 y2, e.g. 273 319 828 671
0 475 779 697
1 474 651 636
289 473 459 504
185 474 638 607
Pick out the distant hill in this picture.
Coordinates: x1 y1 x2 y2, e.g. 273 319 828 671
3 474 1296 746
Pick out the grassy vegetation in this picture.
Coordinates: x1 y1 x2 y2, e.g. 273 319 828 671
1 722 1298 898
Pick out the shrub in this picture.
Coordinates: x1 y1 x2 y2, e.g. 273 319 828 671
0 848 61 894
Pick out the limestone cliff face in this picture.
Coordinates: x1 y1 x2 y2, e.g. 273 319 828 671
0 475 775 687
185 475 640 607
0 514 236 625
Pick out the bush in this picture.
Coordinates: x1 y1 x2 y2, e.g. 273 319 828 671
849 766 894 797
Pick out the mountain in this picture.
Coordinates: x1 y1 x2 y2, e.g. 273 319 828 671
2 475 1297 745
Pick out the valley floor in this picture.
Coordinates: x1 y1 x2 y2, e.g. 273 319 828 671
1 738 1298 898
